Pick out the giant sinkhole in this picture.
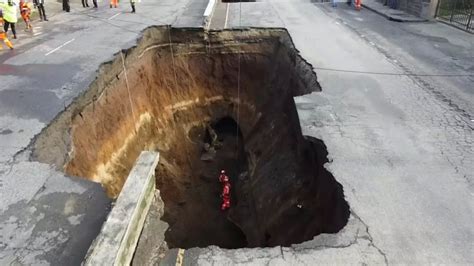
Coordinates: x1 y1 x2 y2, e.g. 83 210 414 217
32 26 350 249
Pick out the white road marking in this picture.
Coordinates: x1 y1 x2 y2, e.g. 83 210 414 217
33 32 42 36
45 38 75 56
224 3 230 29
108 13 120 20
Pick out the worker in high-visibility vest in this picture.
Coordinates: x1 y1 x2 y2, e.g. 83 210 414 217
2 0 18 39
19 0 32 31
110 0 118 8
0 12 14 49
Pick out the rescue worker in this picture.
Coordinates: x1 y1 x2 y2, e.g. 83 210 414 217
82 0 89 8
19 0 32 31
33 0 48 21
2 0 17 39
0 10 14 49
62 0 70 12
221 181 231 211
110 0 118 8
219 170 229 185
355 0 361 10
130 0 136 13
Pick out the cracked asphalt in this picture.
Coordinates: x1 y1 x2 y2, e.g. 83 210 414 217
1 0 473 264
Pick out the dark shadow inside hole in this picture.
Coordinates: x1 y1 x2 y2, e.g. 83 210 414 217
158 117 248 249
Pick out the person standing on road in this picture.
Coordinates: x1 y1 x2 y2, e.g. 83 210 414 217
2 0 18 39
110 0 118 8
62 0 70 12
82 0 89 8
33 0 48 21
92 0 97 8
0 10 14 49
130 0 136 13
19 0 32 30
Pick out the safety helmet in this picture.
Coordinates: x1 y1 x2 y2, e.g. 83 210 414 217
221 170 225 174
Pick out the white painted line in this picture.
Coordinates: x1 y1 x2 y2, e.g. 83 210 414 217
33 32 43 36
45 38 75 56
108 13 120 20
203 0 216 17
224 3 230 29
203 0 217 28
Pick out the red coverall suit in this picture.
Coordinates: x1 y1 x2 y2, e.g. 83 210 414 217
219 172 229 184
221 182 231 211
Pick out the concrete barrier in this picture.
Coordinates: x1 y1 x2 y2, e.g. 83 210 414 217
84 151 160 266
203 0 217 28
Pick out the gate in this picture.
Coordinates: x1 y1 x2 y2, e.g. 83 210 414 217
436 0 473 33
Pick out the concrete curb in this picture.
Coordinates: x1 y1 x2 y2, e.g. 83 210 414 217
203 0 217 28
83 151 160 266
362 3 428 22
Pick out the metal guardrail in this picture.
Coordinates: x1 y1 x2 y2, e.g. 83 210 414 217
436 0 473 33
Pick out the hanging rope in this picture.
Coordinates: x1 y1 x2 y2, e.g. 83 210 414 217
168 25 179 87
121 51 138 134
235 1 242 156
167 25 194 170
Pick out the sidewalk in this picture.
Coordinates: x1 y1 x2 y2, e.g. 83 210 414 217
362 0 427 22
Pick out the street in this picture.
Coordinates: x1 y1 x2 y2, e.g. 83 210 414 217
1 0 473 265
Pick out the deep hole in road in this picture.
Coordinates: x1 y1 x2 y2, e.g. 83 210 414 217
31 26 350 249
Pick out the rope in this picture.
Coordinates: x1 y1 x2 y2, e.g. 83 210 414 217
167 25 194 170
168 25 179 86
121 51 138 134
235 1 242 156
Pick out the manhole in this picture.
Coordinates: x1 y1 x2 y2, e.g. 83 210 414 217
31 26 350 249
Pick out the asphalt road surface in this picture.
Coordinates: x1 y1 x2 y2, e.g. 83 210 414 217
1 0 473 264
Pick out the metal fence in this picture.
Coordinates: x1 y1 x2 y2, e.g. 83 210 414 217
436 0 473 32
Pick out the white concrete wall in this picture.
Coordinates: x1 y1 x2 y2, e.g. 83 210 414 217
83 151 160 266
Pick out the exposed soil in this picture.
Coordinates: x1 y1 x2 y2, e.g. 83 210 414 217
31 26 350 249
